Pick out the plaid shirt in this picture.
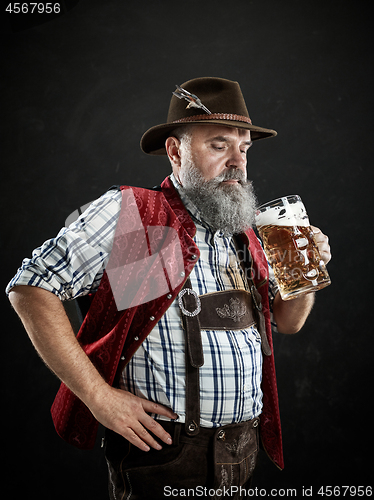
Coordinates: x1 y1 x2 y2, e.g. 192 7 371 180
6 176 278 427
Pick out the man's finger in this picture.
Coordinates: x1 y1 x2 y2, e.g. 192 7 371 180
310 225 331 264
138 412 174 446
120 426 152 452
141 399 178 420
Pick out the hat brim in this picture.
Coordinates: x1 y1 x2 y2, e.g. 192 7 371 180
140 119 277 155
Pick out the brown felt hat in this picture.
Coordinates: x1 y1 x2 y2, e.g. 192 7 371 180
140 77 277 155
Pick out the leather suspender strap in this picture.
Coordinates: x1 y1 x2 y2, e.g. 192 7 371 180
178 260 271 436
234 235 272 357
249 284 271 356
179 277 203 436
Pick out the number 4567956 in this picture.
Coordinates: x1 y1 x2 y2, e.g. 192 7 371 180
5 3 61 14
317 486 372 497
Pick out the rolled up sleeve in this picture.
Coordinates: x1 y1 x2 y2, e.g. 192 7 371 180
6 189 121 301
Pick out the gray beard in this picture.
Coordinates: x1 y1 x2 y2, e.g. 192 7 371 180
179 166 257 236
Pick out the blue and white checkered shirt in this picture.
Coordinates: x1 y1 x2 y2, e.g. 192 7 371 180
6 175 278 427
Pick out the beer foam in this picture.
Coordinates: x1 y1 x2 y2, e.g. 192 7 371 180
256 198 310 227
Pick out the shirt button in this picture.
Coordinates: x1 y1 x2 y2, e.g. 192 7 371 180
134 336 139 341
190 254 197 260
121 355 125 361
149 316 155 321
180 271 185 277
167 294 172 299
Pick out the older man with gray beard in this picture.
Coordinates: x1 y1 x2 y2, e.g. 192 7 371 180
168 124 258 236
7 78 331 499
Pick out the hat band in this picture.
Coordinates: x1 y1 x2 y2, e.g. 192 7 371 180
172 113 252 125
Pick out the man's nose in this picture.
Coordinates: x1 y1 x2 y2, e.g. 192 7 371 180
226 149 247 170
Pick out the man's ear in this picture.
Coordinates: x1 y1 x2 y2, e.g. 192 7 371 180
165 136 183 183
165 136 182 168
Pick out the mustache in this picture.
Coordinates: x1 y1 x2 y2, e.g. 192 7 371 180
211 168 248 186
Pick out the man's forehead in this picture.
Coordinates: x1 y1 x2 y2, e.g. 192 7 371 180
191 124 251 141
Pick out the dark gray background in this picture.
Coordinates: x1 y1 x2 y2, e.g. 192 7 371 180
1 0 372 497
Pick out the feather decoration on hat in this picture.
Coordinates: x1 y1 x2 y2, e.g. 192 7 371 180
172 85 212 115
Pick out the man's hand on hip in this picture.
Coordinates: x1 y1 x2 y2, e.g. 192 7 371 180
89 385 178 452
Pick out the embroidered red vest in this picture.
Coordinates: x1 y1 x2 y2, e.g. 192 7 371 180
51 177 284 470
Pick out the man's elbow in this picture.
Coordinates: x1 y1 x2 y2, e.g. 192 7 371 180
8 286 24 310
272 292 314 335
8 285 54 313
276 321 305 335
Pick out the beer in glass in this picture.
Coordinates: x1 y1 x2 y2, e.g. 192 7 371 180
255 195 331 300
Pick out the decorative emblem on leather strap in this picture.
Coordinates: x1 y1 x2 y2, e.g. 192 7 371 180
216 298 247 322
178 288 202 317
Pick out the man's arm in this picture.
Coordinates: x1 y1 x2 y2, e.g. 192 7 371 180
9 285 177 451
272 226 331 334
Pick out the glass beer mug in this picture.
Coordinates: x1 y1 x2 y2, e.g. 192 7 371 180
255 195 331 300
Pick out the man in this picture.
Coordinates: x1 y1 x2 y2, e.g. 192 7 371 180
7 77 331 499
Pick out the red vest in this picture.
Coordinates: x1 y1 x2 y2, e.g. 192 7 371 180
51 177 284 470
